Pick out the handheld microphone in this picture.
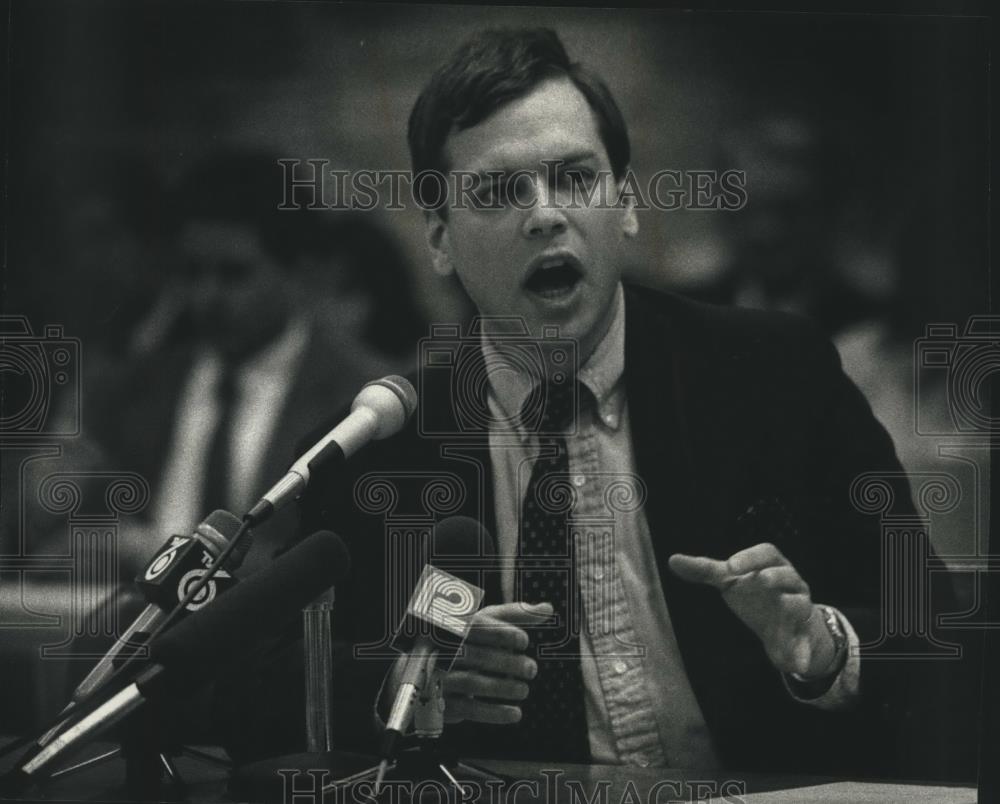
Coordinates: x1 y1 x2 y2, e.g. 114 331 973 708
8 530 351 789
37 510 247 748
246 375 417 526
380 517 492 763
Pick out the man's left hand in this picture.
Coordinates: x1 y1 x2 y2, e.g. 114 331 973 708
669 543 838 679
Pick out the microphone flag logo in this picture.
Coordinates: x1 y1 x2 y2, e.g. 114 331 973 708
144 536 191 581
407 565 482 638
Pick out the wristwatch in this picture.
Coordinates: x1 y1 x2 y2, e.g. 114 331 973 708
788 605 849 693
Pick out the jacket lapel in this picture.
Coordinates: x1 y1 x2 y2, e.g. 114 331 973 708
624 287 702 565
417 343 501 602
623 287 762 752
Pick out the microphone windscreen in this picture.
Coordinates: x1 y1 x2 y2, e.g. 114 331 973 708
375 375 418 420
149 530 350 692
356 375 418 440
203 509 242 534
431 516 495 587
196 509 249 569
433 515 494 558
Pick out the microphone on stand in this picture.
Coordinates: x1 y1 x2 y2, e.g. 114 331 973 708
375 516 493 789
245 375 417 526
1 374 414 773
230 517 498 801
37 510 248 748
4 530 351 793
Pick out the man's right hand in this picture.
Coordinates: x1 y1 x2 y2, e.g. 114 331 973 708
440 602 552 725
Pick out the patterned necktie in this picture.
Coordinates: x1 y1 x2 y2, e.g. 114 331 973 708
516 378 591 763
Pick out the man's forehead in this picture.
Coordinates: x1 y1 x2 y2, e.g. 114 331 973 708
442 77 609 174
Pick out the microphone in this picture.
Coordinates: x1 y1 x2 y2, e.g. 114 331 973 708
37 510 247 748
379 517 492 766
9 530 351 789
246 375 417 526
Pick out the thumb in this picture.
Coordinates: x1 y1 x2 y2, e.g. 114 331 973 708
484 601 554 625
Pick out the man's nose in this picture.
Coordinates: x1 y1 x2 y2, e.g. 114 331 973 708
521 178 568 239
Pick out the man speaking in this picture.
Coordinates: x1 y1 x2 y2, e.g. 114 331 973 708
222 28 946 777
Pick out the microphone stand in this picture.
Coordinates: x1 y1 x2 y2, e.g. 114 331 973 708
17 701 233 801
226 588 375 802
304 588 337 753
326 669 505 800
28 669 233 799
6 511 256 798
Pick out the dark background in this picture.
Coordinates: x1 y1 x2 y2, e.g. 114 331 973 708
5 3 989 335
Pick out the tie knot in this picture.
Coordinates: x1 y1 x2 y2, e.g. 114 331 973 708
520 377 585 433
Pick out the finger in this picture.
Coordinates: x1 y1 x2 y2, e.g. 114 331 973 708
443 696 522 725
779 592 814 624
725 542 787 576
482 602 555 625
751 565 809 595
668 554 732 588
463 603 554 650
464 613 530 651
453 644 538 681
443 670 530 702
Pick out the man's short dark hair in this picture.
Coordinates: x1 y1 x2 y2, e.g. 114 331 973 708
171 150 331 268
170 149 295 262
407 27 631 210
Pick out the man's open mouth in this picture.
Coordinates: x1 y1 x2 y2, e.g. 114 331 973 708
523 253 584 299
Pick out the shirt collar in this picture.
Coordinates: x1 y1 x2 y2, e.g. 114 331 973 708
482 283 627 438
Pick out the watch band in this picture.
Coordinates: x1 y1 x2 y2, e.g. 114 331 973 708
790 604 848 686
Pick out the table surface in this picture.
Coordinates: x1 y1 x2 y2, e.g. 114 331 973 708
0 741 978 804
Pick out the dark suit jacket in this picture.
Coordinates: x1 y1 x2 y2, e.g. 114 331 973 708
83 320 379 572
220 285 948 777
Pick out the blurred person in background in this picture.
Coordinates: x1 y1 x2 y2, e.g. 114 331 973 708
72 149 425 575
5 147 427 739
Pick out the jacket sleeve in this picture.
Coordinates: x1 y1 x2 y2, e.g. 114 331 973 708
790 323 960 777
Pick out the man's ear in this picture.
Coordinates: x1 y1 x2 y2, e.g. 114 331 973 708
616 173 639 239
424 210 454 276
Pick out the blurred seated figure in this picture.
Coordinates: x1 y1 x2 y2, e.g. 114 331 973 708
73 149 425 575
4 149 426 739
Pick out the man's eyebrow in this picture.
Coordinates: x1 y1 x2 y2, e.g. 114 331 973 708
467 151 601 179
555 151 600 167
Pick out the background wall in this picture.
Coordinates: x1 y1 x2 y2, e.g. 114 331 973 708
6 3 988 332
